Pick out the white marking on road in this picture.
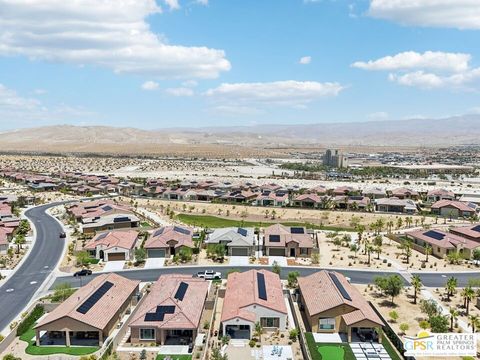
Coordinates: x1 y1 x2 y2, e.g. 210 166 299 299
6 288 14 293
44 266 49 269
30 281 37 285
441 275 446 277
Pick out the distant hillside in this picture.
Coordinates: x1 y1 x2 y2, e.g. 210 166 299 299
0 115 479 155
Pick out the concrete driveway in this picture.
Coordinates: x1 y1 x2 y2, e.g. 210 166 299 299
103 261 125 272
145 258 165 268
229 256 250 266
268 256 288 266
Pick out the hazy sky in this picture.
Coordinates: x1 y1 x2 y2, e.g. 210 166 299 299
0 0 480 130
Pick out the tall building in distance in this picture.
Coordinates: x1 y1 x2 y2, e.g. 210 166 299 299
323 149 348 168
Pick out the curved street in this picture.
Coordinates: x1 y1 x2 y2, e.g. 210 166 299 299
0 203 65 332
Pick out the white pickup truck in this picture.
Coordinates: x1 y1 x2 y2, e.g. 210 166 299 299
195 270 222 280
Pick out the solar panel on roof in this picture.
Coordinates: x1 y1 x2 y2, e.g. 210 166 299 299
257 272 267 300
174 226 191 235
424 230 445 241
76 281 114 314
95 232 109 241
144 305 176 322
153 228 164 237
328 272 352 301
290 227 305 234
174 282 189 301
237 228 248 237
113 216 130 223
102 205 113 211
269 235 281 242
472 225 480 233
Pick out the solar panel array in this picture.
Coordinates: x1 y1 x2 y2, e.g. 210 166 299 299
76 281 114 314
472 225 480 233
424 230 445 241
174 282 189 301
113 216 130 223
328 272 352 301
257 272 267 300
153 228 164 237
102 205 113 211
237 228 248 237
290 227 305 234
174 226 191 235
144 305 175 322
95 232 109 241
269 235 281 242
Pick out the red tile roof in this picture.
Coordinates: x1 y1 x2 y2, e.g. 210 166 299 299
84 230 139 251
145 226 194 249
264 224 313 248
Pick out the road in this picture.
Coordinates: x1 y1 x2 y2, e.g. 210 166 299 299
0 203 65 332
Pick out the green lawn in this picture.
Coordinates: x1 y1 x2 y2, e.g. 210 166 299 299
155 355 192 360
305 333 355 360
141 221 151 227
176 214 353 232
318 345 345 360
20 326 99 356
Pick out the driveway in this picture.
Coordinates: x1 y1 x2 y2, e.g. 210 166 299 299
103 261 125 272
145 258 165 268
229 256 250 266
268 256 288 267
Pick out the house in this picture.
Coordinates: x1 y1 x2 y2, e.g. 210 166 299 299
67 200 133 222
297 270 384 342
450 224 480 242
128 275 208 346
205 227 255 256
34 273 139 347
144 226 194 258
0 230 8 253
81 213 140 235
308 185 328 195
389 188 419 200
255 190 289 207
375 197 417 214
332 186 355 196
84 230 139 261
431 200 478 219
220 190 257 203
334 196 370 211
362 187 387 199
263 224 314 257
426 189 455 203
292 193 326 209
406 229 480 259
221 269 287 339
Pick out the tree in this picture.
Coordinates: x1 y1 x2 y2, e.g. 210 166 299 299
446 251 462 265
254 321 263 340
473 248 480 263
76 250 91 267
389 310 399 323
396 217 403 229
419 320 430 330
449 308 458 332
51 283 75 302
420 299 441 319
14 234 25 254
445 277 457 300
400 239 412 264
2 355 22 360
462 286 476 315
272 261 281 275
139 350 147 360
399 323 409 335
211 348 228 360
333 237 342 251
375 275 404 305
134 248 146 264
366 242 374 265
355 224 366 252
429 315 449 333
350 243 359 258
178 247 192 263
411 275 422 304
287 271 300 288
424 244 432 263
469 314 479 333
289 328 299 342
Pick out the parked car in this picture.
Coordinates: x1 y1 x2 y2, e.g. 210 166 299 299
59 231 66 238
74 269 92 277
195 270 221 280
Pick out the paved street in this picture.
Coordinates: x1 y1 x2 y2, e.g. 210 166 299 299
0 203 65 332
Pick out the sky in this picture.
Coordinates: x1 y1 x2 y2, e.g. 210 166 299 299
0 0 480 130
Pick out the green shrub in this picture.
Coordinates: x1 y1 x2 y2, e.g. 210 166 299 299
17 305 44 336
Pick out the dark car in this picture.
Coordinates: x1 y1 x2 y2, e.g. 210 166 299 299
59 231 66 238
73 269 92 277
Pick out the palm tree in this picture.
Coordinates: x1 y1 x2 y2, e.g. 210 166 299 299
397 217 403 229
254 321 263 341
366 242 374 265
387 220 394 234
14 234 25 254
469 314 479 333
463 286 476 315
355 224 366 253
449 308 458 331
424 244 432 263
445 277 457 300
411 275 422 304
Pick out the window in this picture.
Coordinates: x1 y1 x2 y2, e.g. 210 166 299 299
140 328 155 341
319 318 335 330
260 317 280 328
300 248 309 255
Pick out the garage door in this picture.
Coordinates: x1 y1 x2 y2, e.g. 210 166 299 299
148 249 165 258
231 247 249 256
108 252 126 261
269 248 285 256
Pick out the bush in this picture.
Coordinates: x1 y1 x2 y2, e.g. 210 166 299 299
17 305 44 336
289 329 299 342
249 339 256 347
192 247 200 255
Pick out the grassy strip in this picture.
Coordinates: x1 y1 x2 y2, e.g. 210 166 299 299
176 214 353 232
156 355 192 360
381 334 403 360
305 333 356 360
20 326 99 356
